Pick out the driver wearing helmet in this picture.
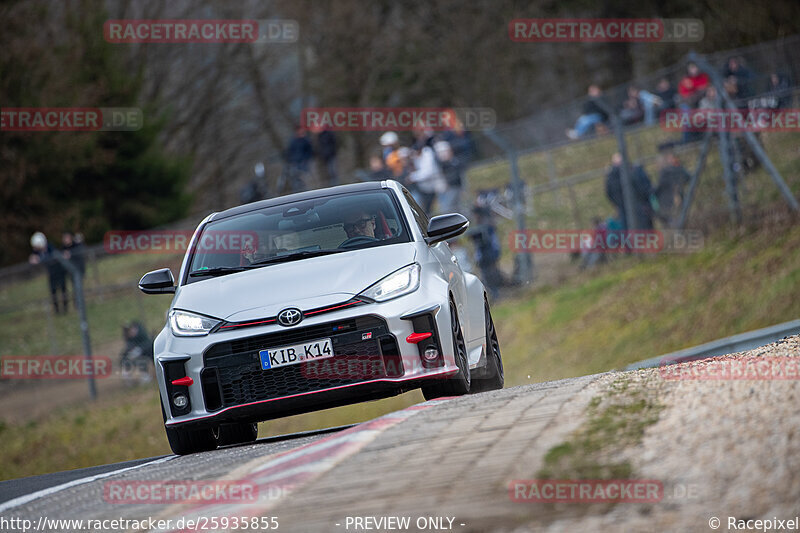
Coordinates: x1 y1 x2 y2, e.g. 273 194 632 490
343 210 377 240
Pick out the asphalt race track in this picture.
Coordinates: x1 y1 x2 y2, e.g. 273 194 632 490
2 337 799 533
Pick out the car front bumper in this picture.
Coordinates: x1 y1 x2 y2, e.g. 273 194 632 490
156 290 458 428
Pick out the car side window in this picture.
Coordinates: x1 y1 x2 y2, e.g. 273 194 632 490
402 189 429 237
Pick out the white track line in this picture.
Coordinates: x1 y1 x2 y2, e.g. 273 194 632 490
0 455 175 513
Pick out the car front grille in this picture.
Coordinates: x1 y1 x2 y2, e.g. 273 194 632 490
201 315 401 409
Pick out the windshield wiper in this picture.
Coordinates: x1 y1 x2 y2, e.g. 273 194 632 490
189 266 250 277
248 249 345 266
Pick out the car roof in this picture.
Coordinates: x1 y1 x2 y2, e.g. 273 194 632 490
210 181 396 221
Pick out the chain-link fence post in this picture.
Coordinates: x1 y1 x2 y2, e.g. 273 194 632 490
483 129 534 285
593 98 639 230
55 253 96 400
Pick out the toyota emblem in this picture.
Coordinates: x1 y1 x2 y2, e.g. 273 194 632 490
277 308 303 327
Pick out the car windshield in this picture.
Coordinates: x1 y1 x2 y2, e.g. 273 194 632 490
186 189 409 282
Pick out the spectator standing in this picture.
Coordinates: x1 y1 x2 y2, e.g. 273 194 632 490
381 132 412 182
411 126 434 151
440 119 477 165
408 143 446 213
654 152 691 227
316 129 338 186
567 84 609 139
604 153 655 231
434 141 464 214
285 125 314 192
29 232 68 314
61 231 86 308
469 206 503 300
379 131 399 160
631 163 656 230
605 154 626 229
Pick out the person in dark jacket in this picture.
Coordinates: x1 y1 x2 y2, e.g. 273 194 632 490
567 85 609 139
120 321 154 383
440 120 477 165
722 56 756 100
61 231 86 277
62 231 86 309
766 73 792 109
605 153 655 231
29 232 68 314
316 129 338 186
655 152 691 226
655 77 678 113
470 206 503 300
286 126 314 170
285 125 314 191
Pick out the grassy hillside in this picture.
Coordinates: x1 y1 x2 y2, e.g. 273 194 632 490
495 221 800 383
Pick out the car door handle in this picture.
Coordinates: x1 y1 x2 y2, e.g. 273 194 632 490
450 256 458 264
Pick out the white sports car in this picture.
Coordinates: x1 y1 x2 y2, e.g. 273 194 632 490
139 180 503 455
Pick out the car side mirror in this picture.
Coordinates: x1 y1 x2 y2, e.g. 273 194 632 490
425 213 469 245
139 268 176 294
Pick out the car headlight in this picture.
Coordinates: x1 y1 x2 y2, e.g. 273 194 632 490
359 263 421 302
169 309 221 336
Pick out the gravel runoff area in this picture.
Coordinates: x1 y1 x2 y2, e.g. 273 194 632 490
511 334 800 532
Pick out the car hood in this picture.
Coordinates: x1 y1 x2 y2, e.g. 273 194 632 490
173 243 417 321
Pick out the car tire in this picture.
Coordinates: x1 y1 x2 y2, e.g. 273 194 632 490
165 424 219 455
470 300 504 393
160 397 219 455
218 422 259 447
422 301 471 400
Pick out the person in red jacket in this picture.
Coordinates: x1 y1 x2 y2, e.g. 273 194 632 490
678 62 710 108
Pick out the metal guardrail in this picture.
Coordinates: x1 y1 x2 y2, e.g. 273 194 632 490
625 319 800 370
